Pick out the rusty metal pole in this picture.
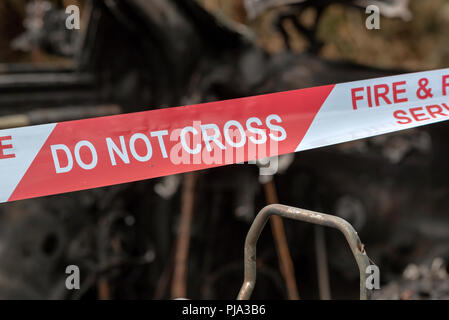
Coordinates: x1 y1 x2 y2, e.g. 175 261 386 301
237 204 372 300
263 180 300 300
171 172 197 298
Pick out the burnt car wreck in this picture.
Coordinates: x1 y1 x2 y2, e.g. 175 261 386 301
0 0 448 301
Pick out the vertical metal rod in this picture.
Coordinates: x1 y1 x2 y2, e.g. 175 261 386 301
171 172 197 298
237 204 372 300
263 180 300 300
314 226 331 300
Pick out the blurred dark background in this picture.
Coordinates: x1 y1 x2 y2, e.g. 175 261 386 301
0 0 449 300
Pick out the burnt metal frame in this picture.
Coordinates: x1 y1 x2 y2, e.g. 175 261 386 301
237 204 372 300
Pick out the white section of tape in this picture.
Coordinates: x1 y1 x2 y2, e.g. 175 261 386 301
0 123 56 202
296 68 449 152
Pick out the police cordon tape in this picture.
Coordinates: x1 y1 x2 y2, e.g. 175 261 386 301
1 68 449 203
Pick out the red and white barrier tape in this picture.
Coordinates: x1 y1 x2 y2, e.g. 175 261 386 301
1 68 449 203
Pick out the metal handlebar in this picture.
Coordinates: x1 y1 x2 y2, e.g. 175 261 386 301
237 204 372 300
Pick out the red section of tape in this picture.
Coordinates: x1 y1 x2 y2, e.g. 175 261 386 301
9 85 334 201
